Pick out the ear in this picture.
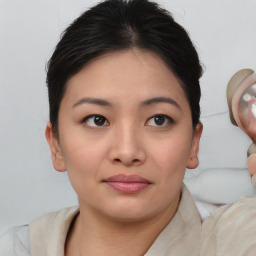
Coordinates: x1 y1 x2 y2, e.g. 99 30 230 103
186 123 203 169
45 122 66 172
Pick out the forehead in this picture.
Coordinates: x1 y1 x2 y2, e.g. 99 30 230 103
62 49 188 108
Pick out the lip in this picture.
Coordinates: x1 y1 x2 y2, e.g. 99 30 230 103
103 174 151 194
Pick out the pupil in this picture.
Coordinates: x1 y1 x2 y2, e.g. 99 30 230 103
94 116 105 126
154 115 165 125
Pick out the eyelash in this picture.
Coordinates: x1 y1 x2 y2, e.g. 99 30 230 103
81 115 109 127
81 114 174 127
145 114 174 127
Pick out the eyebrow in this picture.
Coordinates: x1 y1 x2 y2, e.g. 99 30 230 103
72 96 181 110
73 97 112 108
141 97 181 110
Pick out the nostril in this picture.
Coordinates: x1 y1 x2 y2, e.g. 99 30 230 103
113 158 141 165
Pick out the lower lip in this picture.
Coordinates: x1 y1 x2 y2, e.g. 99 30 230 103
105 181 150 194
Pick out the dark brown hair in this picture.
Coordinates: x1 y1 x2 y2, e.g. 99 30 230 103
46 0 202 136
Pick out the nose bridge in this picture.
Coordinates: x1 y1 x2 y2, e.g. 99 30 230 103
110 119 145 165
116 120 140 154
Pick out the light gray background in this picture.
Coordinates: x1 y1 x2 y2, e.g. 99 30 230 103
1 0 256 235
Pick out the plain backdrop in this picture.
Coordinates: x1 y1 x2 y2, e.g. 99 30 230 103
1 0 256 235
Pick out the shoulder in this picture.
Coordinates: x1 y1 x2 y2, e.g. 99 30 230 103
30 206 79 255
0 206 79 256
201 197 256 256
30 206 79 229
202 197 256 233
0 225 31 256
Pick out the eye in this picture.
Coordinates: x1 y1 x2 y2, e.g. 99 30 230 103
145 114 173 127
82 115 109 127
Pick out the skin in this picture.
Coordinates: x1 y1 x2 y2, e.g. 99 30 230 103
46 49 202 256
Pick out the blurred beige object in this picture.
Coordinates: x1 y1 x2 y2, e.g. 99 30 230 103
227 69 256 185
248 152 256 185
226 69 254 126
201 197 256 256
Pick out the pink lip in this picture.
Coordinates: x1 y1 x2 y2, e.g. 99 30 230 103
103 174 151 194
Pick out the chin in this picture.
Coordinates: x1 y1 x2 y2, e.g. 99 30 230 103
106 210 152 223
101 201 158 223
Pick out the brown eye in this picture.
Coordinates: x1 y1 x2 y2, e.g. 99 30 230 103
83 115 109 127
154 115 165 126
94 116 106 126
146 114 173 127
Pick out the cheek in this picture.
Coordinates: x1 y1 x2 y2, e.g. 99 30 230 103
150 133 192 170
60 138 107 198
60 135 107 177
147 133 193 192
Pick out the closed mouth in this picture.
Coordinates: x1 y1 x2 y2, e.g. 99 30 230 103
103 174 151 194
104 174 151 183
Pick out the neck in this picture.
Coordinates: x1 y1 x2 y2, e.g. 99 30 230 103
65 194 180 256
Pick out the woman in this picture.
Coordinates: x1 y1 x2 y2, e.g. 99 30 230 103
0 0 203 255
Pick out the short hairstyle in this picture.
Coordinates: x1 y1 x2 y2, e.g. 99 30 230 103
47 0 202 136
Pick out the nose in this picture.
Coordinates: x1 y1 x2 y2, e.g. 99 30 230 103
108 124 146 166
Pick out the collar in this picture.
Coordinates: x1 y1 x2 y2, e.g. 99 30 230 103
30 184 201 256
145 185 201 255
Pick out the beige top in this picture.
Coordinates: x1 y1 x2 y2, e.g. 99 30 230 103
29 185 201 256
201 197 256 256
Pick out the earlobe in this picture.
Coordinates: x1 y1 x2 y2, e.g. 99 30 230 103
186 123 203 169
45 123 66 172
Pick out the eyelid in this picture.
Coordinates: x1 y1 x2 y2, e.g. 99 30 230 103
81 114 109 127
145 114 174 127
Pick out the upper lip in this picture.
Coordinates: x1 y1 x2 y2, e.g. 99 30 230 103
104 174 151 183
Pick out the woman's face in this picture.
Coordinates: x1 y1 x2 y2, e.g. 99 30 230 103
46 49 202 221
